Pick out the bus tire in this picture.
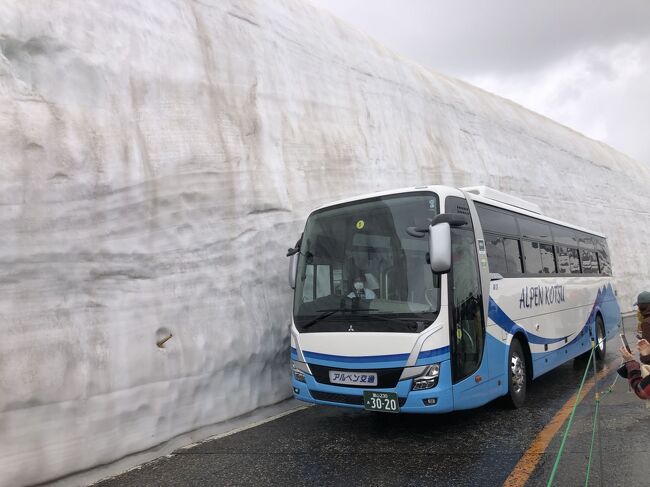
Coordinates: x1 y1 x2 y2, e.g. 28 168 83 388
504 338 527 409
594 315 606 361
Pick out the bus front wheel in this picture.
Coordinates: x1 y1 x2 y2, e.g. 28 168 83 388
505 338 527 409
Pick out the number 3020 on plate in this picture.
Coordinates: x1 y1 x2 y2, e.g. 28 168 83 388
363 391 400 413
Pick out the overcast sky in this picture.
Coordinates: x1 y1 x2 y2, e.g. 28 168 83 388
310 0 650 166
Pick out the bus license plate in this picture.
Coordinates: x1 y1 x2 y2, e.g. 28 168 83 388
363 391 400 413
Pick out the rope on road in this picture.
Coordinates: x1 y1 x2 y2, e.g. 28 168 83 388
585 338 603 487
547 335 620 487
584 392 601 487
584 367 620 487
546 341 596 487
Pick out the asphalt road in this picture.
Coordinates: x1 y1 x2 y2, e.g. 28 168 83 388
96 348 624 487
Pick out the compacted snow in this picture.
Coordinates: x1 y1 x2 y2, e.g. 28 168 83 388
0 0 648 484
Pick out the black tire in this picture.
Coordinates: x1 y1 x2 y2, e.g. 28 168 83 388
594 315 606 362
504 338 527 409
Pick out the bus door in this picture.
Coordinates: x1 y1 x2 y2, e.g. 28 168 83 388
449 226 491 409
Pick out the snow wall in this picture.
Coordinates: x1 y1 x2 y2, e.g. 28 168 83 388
1 0 649 485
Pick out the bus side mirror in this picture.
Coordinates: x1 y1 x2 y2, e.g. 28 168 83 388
288 253 298 289
429 222 451 273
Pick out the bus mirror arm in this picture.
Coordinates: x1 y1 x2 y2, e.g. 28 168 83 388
287 234 302 289
432 213 469 227
407 214 468 238
286 234 303 257
406 226 428 238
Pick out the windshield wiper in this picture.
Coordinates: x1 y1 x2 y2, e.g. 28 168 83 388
301 307 378 330
301 309 342 329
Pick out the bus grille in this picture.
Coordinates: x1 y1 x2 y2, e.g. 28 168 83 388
309 364 403 388
311 391 407 407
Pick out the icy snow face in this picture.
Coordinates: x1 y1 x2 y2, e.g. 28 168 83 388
0 0 648 484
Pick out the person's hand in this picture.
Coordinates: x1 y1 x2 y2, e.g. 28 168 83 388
638 339 650 356
619 345 635 363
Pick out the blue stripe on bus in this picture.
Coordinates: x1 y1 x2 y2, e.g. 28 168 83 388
488 297 570 345
300 346 450 365
418 346 450 359
302 350 410 363
291 347 298 359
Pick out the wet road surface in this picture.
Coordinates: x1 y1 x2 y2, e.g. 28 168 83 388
97 348 622 487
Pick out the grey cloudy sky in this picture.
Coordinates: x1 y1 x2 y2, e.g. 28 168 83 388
310 0 650 165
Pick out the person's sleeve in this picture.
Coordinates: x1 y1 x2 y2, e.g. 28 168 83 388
624 361 650 399
640 353 650 365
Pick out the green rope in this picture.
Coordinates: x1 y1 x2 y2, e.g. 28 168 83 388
598 373 619 399
546 343 595 487
584 393 601 486
585 367 620 486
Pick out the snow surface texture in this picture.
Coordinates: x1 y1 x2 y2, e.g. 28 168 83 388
0 0 648 485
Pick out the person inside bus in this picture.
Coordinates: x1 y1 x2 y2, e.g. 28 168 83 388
618 338 650 400
347 275 376 300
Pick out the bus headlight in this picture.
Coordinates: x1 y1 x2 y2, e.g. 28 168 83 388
291 360 310 383
412 363 440 391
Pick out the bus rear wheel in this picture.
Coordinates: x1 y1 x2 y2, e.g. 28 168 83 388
594 315 606 361
504 338 527 409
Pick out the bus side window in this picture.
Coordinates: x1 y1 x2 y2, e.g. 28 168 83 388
518 216 552 241
485 234 508 275
594 237 612 276
551 224 579 247
539 243 557 274
504 238 524 274
580 249 598 274
568 247 581 274
598 252 611 275
555 245 570 274
521 240 543 274
556 245 580 274
476 204 518 235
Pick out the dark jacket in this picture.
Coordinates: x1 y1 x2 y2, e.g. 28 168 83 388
619 354 650 400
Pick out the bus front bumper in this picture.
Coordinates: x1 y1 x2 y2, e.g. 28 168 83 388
291 362 454 414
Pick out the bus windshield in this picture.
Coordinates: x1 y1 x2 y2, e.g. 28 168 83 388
293 192 441 333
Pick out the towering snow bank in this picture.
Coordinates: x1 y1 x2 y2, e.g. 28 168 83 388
0 0 647 484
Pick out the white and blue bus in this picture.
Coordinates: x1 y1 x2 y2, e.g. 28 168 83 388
287 186 621 413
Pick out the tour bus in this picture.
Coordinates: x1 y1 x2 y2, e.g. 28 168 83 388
287 186 621 413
